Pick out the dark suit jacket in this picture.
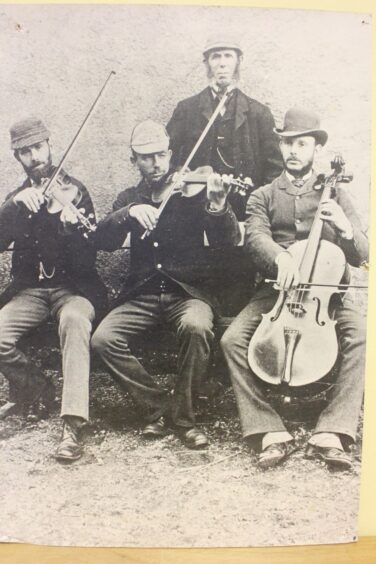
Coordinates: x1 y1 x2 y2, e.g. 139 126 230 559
245 171 369 279
167 87 283 219
94 176 241 312
0 174 108 316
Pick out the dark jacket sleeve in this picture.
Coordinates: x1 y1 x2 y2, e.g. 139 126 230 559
94 190 135 251
166 101 185 168
335 186 368 267
244 187 284 277
258 106 284 185
204 202 241 248
0 191 22 252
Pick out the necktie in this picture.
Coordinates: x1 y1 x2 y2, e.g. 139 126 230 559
291 178 306 188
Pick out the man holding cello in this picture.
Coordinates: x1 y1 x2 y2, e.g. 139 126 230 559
92 119 240 449
0 117 107 462
221 107 368 471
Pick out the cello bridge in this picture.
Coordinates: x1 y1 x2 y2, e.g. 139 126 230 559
286 301 306 317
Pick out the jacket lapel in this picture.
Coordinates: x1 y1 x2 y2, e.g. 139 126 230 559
199 87 215 122
234 90 249 131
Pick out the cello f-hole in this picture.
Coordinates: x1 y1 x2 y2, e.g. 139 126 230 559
313 296 325 326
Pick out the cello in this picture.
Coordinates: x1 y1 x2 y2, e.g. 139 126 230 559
247 155 354 387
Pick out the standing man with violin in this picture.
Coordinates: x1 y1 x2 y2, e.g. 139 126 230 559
167 34 283 220
221 107 368 471
0 117 107 462
167 35 283 315
92 119 240 449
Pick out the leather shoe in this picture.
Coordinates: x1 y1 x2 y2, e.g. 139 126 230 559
142 417 169 438
305 444 353 470
54 421 83 462
257 441 296 470
0 401 19 420
179 427 209 449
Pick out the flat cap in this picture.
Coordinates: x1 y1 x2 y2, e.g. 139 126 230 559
130 120 169 155
10 116 50 150
203 34 243 58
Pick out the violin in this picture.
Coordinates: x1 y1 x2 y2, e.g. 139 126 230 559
173 166 253 198
36 172 95 236
28 71 116 238
141 89 234 239
247 155 354 387
141 165 253 239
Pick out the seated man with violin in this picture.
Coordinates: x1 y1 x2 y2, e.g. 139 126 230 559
92 119 240 449
221 107 368 471
0 117 107 462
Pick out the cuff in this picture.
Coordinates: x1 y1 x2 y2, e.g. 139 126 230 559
205 201 229 216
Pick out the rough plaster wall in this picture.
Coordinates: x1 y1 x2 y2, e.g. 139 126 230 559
0 5 371 292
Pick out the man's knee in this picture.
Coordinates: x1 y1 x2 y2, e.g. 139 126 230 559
59 307 93 335
178 310 213 339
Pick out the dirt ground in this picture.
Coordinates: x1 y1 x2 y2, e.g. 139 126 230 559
0 357 362 548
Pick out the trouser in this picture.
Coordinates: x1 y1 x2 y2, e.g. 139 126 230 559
91 293 214 428
220 285 366 443
0 287 95 421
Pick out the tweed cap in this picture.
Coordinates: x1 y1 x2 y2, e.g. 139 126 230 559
274 107 328 146
10 116 50 150
130 120 169 154
203 34 243 58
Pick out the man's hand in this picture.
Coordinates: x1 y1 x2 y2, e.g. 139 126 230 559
60 206 82 226
207 173 230 212
129 204 159 231
319 199 353 239
13 187 45 213
275 251 300 290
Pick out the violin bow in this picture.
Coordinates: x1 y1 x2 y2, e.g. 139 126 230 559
41 70 116 200
141 89 230 239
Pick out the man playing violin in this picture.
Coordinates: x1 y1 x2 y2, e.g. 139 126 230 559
0 117 107 462
167 34 283 221
221 107 368 471
92 119 240 449
167 35 284 315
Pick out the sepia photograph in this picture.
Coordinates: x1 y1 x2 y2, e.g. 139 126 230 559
0 4 371 548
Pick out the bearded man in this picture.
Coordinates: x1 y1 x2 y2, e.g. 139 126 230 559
221 107 368 471
0 117 107 462
92 120 240 449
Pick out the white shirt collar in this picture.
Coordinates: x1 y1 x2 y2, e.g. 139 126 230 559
285 169 313 184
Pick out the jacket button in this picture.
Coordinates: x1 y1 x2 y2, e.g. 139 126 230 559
153 242 159 247
156 263 162 269
295 219 301 224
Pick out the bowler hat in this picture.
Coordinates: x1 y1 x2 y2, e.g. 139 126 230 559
10 116 50 150
203 34 243 58
274 107 328 146
130 120 170 155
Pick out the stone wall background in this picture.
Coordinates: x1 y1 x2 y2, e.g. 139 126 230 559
0 5 371 292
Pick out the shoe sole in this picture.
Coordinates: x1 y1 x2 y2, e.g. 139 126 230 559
142 430 169 439
54 452 82 462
